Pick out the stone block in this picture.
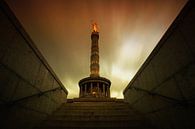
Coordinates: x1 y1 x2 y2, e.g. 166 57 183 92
136 63 158 91
33 64 47 90
3 105 47 129
146 112 162 129
132 94 174 114
20 93 59 115
59 90 68 103
52 79 60 89
11 80 39 101
154 78 184 100
40 70 54 91
124 88 144 105
180 7 195 54
1 30 41 86
48 90 60 104
174 63 195 100
148 105 195 129
152 29 193 86
0 64 18 102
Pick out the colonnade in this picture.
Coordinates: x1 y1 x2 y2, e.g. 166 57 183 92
79 82 110 98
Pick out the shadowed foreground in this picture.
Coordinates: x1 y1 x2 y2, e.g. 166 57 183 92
36 99 154 129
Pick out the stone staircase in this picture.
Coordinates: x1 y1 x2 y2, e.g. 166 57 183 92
36 99 154 129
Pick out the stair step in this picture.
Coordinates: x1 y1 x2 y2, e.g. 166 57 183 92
40 120 147 128
56 108 136 112
53 112 141 118
47 115 142 121
61 106 130 109
36 127 152 129
35 100 154 129
53 112 138 117
63 102 128 106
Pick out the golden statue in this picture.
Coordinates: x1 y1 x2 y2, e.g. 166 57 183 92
92 22 98 32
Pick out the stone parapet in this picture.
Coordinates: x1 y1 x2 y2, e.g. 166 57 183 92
123 1 195 129
0 1 68 129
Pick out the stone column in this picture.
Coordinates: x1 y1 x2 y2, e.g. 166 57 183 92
97 82 99 97
90 82 93 94
103 84 105 97
85 84 87 96
80 86 82 97
81 86 84 97
107 86 110 97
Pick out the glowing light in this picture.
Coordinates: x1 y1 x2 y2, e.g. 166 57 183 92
120 39 143 61
111 91 121 98
111 65 132 81
92 22 98 32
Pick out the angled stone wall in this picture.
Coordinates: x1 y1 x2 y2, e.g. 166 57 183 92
0 1 68 129
123 1 195 129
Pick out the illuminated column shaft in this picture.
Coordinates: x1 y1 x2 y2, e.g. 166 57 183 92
90 31 99 77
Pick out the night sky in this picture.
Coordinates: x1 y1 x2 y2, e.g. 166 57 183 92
6 0 187 98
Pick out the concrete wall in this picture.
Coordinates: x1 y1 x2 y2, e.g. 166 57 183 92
0 1 68 129
123 1 195 129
